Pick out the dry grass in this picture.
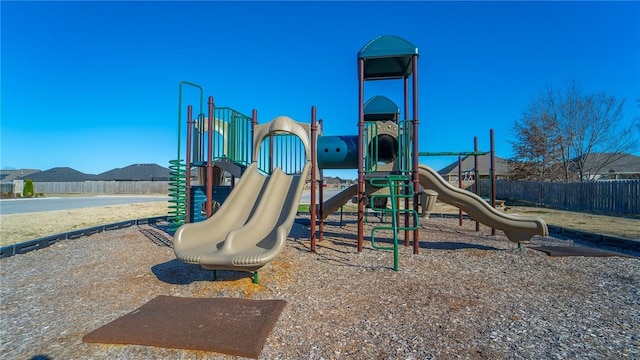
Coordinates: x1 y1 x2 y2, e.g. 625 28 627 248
1 199 638 248
0 201 169 247
430 202 640 240
319 201 639 240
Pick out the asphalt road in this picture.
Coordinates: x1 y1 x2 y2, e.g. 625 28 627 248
0 189 348 215
0 196 170 215
299 189 343 204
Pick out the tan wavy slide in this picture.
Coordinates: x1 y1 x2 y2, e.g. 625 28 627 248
418 164 548 243
173 162 311 272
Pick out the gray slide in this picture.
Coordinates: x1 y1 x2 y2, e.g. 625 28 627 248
418 164 548 243
173 162 311 272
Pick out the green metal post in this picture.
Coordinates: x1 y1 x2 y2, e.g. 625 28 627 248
177 81 203 162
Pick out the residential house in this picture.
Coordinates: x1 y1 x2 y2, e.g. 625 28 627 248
574 153 640 180
19 167 95 182
437 154 512 182
0 169 41 182
95 163 170 181
11 163 171 195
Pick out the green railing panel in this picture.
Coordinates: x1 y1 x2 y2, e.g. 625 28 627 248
364 122 379 173
190 107 252 166
397 120 412 174
222 108 252 166
256 133 307 176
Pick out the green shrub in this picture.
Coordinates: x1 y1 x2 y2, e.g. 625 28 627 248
23 179 34 198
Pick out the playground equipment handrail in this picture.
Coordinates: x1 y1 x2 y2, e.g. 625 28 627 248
169 81 204 230
368 175 419 271
177 81 204 162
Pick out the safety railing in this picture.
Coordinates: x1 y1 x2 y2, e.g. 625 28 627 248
192 107 253 166
256 133 307 175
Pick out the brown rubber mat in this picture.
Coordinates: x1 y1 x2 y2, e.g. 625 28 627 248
83 295 287 358
530 245 633 258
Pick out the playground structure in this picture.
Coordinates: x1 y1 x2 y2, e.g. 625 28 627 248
169 35 548 279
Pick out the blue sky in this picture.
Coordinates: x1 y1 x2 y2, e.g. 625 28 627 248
2 1 639 179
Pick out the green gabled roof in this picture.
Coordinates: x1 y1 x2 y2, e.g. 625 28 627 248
364 95 400 121
358 35 418 80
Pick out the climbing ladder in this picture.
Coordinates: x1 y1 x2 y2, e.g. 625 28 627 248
168 159 188 232
368 175 419 271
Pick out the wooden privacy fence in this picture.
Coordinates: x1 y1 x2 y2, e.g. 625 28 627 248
0 183 12 194
33 181 170 195
478 179 640 215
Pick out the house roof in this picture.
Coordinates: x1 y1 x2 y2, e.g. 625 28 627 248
575 153 640 175
437 154 511 176
95 163 170 181
0 169 41 182
20 167 96 182
11 163 171 182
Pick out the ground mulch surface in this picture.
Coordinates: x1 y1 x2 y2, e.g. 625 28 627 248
1 215 638 359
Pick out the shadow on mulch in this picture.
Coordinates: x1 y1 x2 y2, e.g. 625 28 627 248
290 229 502 254
529 245 635 258
419 241 502 251
151 259 213 284
151 259 255 285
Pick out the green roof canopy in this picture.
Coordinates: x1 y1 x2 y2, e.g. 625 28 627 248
363 96 400 121
358 35 418 80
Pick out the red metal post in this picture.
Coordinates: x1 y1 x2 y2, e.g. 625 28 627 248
206 96 214 219
411 54 420 254
458 156 463 226
251 109 257 162
490 128 497 236
185 105 193 224
474 136 480 231
357 59 365 252
318 119 324 243
404 76 410 247
310 106 317 252
269 134 274 172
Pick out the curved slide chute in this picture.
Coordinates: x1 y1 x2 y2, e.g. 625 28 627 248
319 182 382 220
173 162 310 272
418 164 548 243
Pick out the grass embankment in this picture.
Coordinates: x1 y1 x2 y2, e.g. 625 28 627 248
0 201 169 247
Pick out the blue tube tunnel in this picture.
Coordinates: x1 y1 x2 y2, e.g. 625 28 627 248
317 133 399 170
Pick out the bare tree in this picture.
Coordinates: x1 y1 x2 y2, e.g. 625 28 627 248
511 80 639 182
510 86 566 181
